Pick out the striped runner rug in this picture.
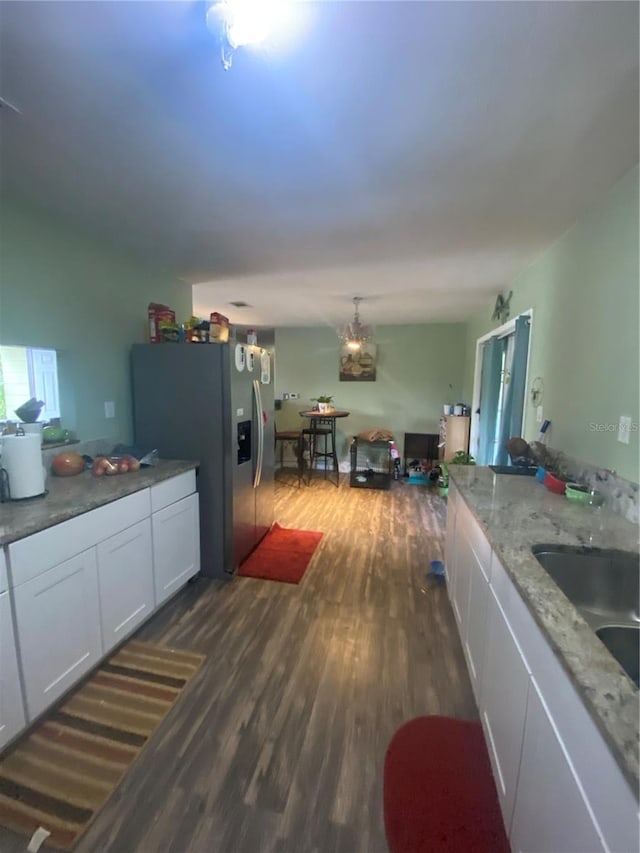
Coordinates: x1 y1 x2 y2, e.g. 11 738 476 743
0 639 203 850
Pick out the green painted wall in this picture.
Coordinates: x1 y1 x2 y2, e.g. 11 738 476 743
0 195 192 441
462 166 639 482
274 324 467 464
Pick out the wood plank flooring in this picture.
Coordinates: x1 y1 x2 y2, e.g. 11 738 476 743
1 477 477 853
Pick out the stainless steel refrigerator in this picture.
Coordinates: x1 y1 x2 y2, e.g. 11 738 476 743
130 330 275 578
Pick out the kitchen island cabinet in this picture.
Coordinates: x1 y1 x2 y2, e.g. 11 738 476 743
446 473 639 853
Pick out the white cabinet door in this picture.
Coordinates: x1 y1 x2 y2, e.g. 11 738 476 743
152 493 200 607
463 542 490 705
0 590 26 749
444 488 457 593
511 679 605 853
480 586 530 834
451 524 472 633
13 548 102 721
97 519 155 654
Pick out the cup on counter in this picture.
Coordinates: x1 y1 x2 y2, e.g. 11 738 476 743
453 404 464 416
443 404 453 415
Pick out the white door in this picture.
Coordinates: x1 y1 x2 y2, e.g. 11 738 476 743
152 493 200 607
13 548 102 720
510 679 605 853
0 590 26 749
480 587 530 834
97 519 155 653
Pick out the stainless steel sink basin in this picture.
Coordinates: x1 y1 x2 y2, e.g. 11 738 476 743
596 626 639 688
532 545 639 684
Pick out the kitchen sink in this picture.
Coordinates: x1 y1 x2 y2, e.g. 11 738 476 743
596 626 639 688
532 545 640 684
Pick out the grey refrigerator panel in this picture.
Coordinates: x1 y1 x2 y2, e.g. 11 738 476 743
131 344 233 578
131 333 275 580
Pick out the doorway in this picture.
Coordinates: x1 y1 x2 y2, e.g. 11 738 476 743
470 312 532 465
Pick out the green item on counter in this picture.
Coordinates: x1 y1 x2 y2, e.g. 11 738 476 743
42 426 70 443
449 451 476 465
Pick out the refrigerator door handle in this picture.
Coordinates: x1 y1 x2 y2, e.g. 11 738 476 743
253 379 264 488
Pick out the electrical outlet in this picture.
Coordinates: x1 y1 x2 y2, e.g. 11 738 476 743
289 392 299 400
282 392 290 401
104 401 115 419
618 415 632 444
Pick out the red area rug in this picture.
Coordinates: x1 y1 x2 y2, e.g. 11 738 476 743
238 523 323 584
383 716 510 853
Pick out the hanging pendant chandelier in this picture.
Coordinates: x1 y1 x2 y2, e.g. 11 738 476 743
338 297 373 351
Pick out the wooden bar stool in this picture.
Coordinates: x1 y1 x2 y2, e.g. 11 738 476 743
274 427 304 485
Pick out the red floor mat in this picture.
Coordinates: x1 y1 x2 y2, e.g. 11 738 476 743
238 522 323 584
384 716 510 853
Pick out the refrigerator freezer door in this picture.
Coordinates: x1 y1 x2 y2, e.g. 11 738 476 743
130 344 232 579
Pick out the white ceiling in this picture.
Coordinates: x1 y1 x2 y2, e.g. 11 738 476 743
1 1 638 326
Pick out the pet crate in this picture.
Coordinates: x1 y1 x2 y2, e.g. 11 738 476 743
403 432 440 481
349 438 392 490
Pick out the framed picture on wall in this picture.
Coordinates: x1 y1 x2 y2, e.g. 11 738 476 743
339 343 377 382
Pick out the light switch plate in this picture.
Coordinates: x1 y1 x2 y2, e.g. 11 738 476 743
536 405 543 424
104 401 115 419
618 415 632 444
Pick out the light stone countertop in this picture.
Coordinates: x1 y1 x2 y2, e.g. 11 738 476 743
448 465 639 795
0 459 198 546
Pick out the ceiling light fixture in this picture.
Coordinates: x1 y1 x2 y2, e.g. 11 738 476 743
206 0 291 70
338 297 373 352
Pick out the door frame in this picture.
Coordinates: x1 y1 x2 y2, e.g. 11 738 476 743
470 309 533 459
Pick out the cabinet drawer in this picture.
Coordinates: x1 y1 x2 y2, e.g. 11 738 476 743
8 489 151 586
150 470 196 514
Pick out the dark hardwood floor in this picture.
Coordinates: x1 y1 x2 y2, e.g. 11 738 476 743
1 476 477 853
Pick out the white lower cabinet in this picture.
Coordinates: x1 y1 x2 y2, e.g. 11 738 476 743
13 548 103 721
463 539 490 703
480 587 530 833
510 679 605 853
97 518 155 654
444 485 457 591
152 492 200 606
2 471 200 744
0 590 26 749
446 493 639 853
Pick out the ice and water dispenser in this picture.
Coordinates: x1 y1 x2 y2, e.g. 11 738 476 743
237 420 252 465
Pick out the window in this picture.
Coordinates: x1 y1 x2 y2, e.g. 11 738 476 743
0 346 60 422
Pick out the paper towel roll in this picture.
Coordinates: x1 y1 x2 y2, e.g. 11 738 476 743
0 434 46 499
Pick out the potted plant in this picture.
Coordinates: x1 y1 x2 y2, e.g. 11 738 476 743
311 395 334 413
449 451 476 466
438 451 475 497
